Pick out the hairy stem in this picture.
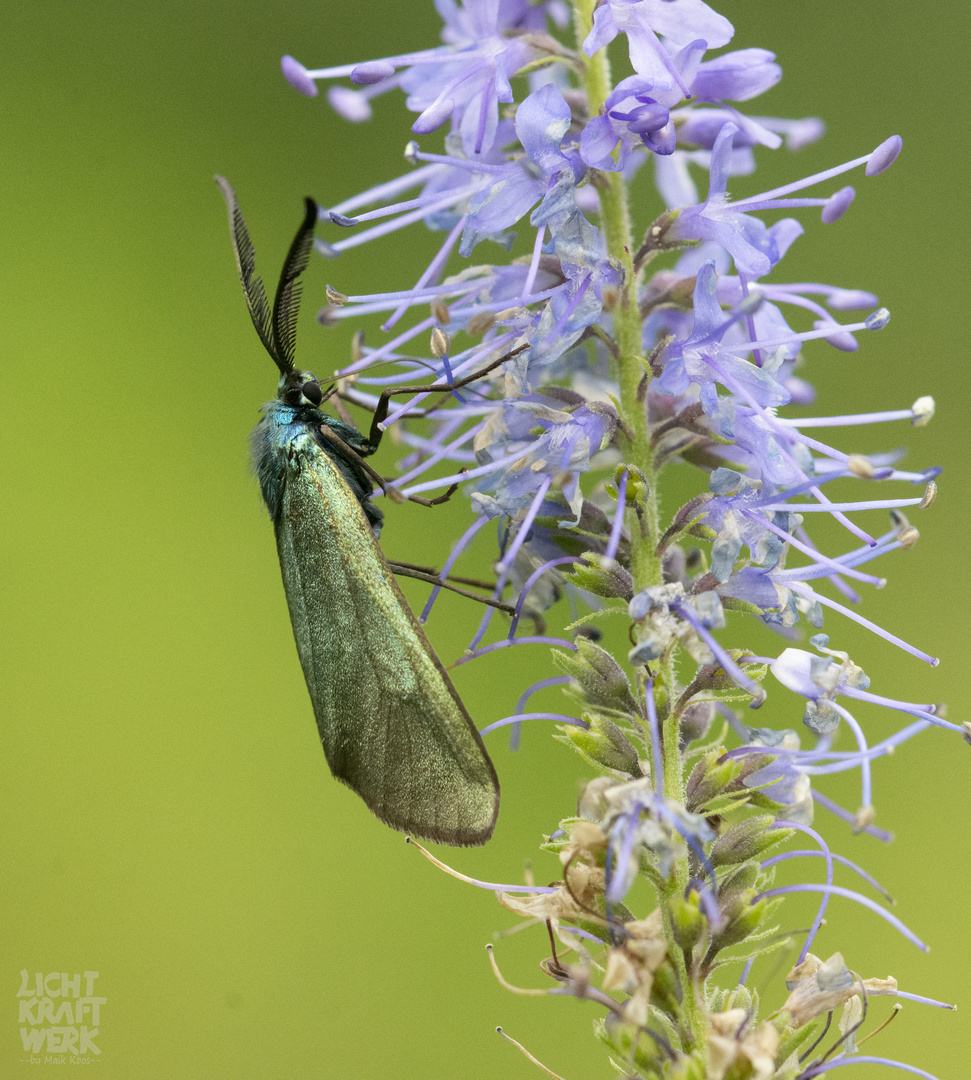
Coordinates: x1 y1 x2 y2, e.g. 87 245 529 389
573 0 699 1051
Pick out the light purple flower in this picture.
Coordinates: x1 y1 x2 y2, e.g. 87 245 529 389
663 124 903 275
580 74 678 169
472 394 617 521
655 261 790 413
583 0 733 89
459 84 584 253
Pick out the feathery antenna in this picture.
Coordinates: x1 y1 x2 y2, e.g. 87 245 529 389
216 175 318 376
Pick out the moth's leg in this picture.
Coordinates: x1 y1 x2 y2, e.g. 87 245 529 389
390 561 503 593
365 342 528 451
387 563 515 615
411 479 461 507
316 424 405 503
320 382 360 431
317 425 463 507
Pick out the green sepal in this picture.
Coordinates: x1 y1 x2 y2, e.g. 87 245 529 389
665 1054 707 1080
540 818 582 856
595 1018 665 1078
769 1053 809 1080
678 658 769 712
774 1015 826 1069
717 862 761 916
719 596 766 616
693 791 758 816
744 778 798 812
650 958 682 1016
708 982 755 1016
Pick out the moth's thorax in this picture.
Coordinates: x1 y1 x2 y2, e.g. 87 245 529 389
251 398 383 535
251 400 326 520
260 399 325 458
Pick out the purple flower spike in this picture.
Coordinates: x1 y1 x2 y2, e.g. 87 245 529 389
276 11 950 1072
281 55 318 97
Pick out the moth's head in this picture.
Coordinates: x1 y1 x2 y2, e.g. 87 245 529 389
278 369 324 409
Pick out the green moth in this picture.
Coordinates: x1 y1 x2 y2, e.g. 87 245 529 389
217 176 499 846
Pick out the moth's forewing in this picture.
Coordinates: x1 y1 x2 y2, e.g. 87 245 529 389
273 434 500 846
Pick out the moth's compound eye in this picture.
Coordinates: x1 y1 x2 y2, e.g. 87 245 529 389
302 380 323 406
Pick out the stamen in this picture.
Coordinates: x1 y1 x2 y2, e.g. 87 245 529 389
496 1027 569 1080
812 791 894 843
508 557 578 638
645 675 663 792
754 883 927 951
453 636 578 667
762 850 893 904
604 470 629 563
418 514 491 624
507 675 574 750
799 1055 939 1079
405 837 558 894
383 215 467 330
788 581 939 666
769 820 835 962
479 712 588 737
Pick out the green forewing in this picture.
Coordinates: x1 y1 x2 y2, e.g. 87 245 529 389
275 444 500 846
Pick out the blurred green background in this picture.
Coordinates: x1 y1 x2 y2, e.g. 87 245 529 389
1 1 966 1077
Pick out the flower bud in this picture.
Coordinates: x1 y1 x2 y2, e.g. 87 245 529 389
678 700 714 750
553 637 639 712
670 892 706 951
566 714 640 776
685 750 746 812
649 958 682 1014
709 815 788 867
565 552 634 601
711 896 767 953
